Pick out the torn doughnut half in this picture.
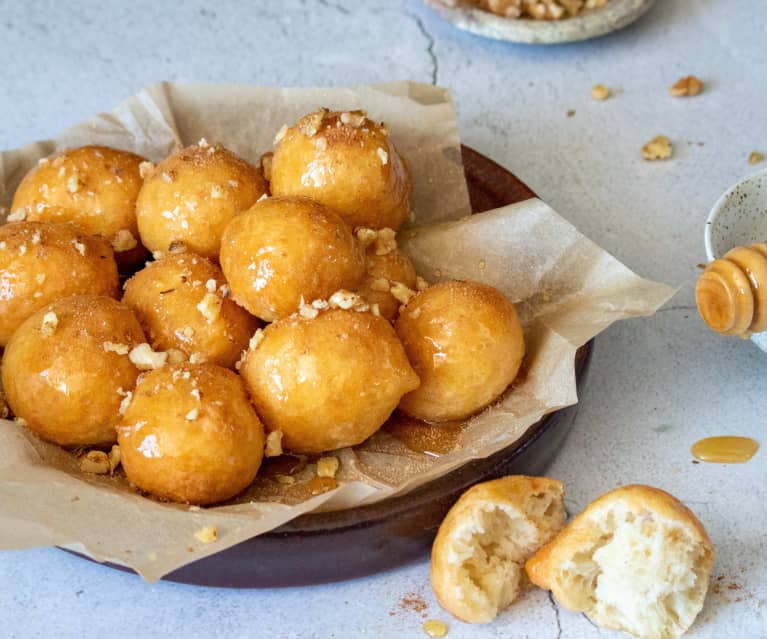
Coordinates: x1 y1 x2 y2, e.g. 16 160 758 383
526 485 714 639
430 475 565 623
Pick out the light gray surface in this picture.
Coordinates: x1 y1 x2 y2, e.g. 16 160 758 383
1 1 766 638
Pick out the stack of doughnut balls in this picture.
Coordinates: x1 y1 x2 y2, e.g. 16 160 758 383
0 107 526 506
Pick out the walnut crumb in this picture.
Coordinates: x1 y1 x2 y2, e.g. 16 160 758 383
298 298 320 319
189 352 207 364
138 161 155 179
339 110 367 128
194 525 217 544
670 75 703 97
129 343 168 370
390 282 416 305
328 289 369 312
40 311 59 336
79 450 111 475
377 147 389 165
748 151 764 165
641 135 672 160
298 109 327 138
374 228 397 256
166 348 187 365
31 230 41 245
72 239 86 256
185 408 199 421
7 209 27 222
197 292 222 323
210 184 224 199
265 430 284 457
117 388 132 416
197 137 210 149
355 227 379 248
273 124 288 146
103 341 130 355
66 174 82 193
248 329 265 352
410 307 422 319
370 277 391 292
416 276 429 291
317 456 339 478
591 84 611 101
111 229 138 253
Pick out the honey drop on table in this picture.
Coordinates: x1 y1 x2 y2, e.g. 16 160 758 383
691 436 759 464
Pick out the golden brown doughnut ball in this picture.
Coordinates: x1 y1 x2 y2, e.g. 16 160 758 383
357 244 418 320
270 109 412 230
1 295 145 446
123 251 258 369
395 281 525 422
135 140 267 259
220 196 366 321
240 308 420 454
117 363 265 505
11 145 148 270
0 221 119 345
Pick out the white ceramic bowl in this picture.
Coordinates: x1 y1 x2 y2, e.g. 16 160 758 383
705 167 767 353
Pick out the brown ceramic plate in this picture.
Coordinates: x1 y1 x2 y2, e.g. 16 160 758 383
71 145 593 587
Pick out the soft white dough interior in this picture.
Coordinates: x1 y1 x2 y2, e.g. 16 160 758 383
449 490 562 619
558 504 710 639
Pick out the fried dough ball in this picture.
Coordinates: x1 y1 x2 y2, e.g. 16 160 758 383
11 145 148 270
117 363 265 505
0 221 119 345
270 109 412 230
135 140 267 259
240 309 420 454
395 280 525 422
1 295 145 446
123 251 258 368
220 196 366 321
357 243 418 320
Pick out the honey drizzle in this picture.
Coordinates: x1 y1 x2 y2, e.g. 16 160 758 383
691 436 759 464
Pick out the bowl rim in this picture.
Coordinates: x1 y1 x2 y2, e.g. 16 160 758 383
705 166 767 261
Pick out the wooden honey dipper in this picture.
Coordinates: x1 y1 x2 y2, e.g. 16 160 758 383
696 242 767 335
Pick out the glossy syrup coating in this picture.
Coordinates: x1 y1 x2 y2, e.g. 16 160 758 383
220 196 366 321
122 251 259 368
395 280 525 422
1 295 146 446
269 109 412 230
240 309 420 454
135 141 267 259
117 363 265 505
0 221 120 345
357 245 417 320
11 145 148 270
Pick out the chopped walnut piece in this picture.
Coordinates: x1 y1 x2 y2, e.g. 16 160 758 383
72 239 86 256
79 450 111 475
377 147 389 166
369 277 391 292
189 352 207 364
670 75 703 97
355 227 378 249
748 151 764 165
317 456 340 478
7 209 27 222
591 84 611 101
197 137 210 149
374 228 397 256
248 329 265 352
111 229 138 253
66 173 82 193
339 110 367 128
117 388 132 416
298 299 319 319
265 431 284 457
197 292 222 323
129 343 168 370
166 348 187 365
103 341 130 355
185 408 199 421
390 282 416 305
416 276 430 291
40 311 59 336
410 307 422 319
205 279 217 293
194 525 218 544
641 135 672 161
138 161 155 179
273 125 288 146
328 289 369 312
298 109 327 138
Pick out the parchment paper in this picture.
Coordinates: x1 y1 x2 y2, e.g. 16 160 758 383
0 81 674 582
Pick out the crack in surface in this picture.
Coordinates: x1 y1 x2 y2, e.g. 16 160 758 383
549 592 562 639
317 0 349 15
407 11 439 85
